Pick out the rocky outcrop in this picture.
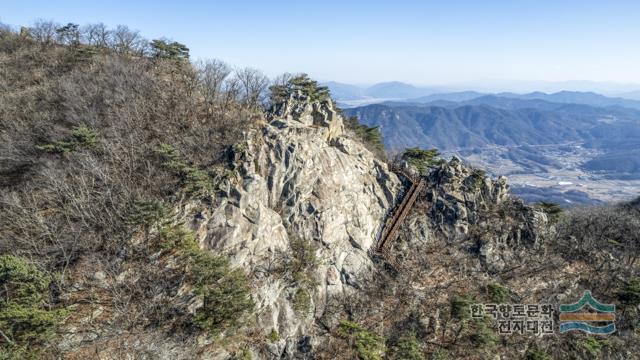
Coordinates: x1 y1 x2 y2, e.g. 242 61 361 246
269 90 345 142
425 157 510 237
400 157 549 271
190 95 400 357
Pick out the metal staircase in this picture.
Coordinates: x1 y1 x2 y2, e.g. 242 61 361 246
376 167 425 256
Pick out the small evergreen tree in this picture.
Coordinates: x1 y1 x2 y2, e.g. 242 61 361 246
402 147 441 174
391 331 424 360
37 125 97 154
450 295 472 320
536 202 563 223
527 347 553 360
486 283 510 303
158 225 254 335
150 39 189 60
155 143 216 196
338 320 386 360
269 73 330 104
345 116 385 157
0 256 67 354
55 23 80 45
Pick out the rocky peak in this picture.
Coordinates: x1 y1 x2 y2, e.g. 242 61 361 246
425 158 510 230
187 94 399 357
269 90 345 142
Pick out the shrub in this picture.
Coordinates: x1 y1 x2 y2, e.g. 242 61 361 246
70 124 98 146
158 225 254 335
183 168 214 195
338 320 386 360
0 255 67 352
155 143 216 196
159 224 199 252
553 202 640 265
468 169 486 192
230 349 253 360
430 348 449 360
344 116 386 159
288 236 318 286
469 318 497 349
0 346 36 360
486 283 510 303
526 347 553 360
268 328 280 342
127 200 171 233
292 288 312 315
155 143 187 171
282 237 317 317
581 337 608 356
37 125 97 154
390 331 424 360
450 295 473 321
192 264 254 335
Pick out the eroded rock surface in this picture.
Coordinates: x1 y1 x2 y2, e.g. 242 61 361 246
191 95 400 356
403 157 549 271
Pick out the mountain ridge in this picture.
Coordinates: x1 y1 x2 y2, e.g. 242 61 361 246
344 100 640 204
324 80 640 108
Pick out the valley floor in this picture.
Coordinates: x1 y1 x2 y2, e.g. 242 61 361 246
444 143 640 205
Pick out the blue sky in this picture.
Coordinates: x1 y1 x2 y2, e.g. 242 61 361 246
3 0 640 88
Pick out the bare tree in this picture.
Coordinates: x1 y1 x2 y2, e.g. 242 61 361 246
220 76 241 113
555 203 640 270
82 23 111 48
235 67 269 109
271 72 295 88
110 25 147 55
29 19 59 44
196 59 231 103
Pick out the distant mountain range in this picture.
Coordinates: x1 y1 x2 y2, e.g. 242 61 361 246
345 101 640 151
322 81 441 101
496 91 640 110
618 90 640 101
343 92 640 204
323 81 640 103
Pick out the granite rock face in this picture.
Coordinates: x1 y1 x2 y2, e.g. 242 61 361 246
269 90 345 142
416 157 549 271
191 95 400 357
425 157 511 238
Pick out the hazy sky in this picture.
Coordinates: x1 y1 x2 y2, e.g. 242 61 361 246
3 0 640 87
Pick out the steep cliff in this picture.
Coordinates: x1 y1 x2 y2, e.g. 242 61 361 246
187 92 400 357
